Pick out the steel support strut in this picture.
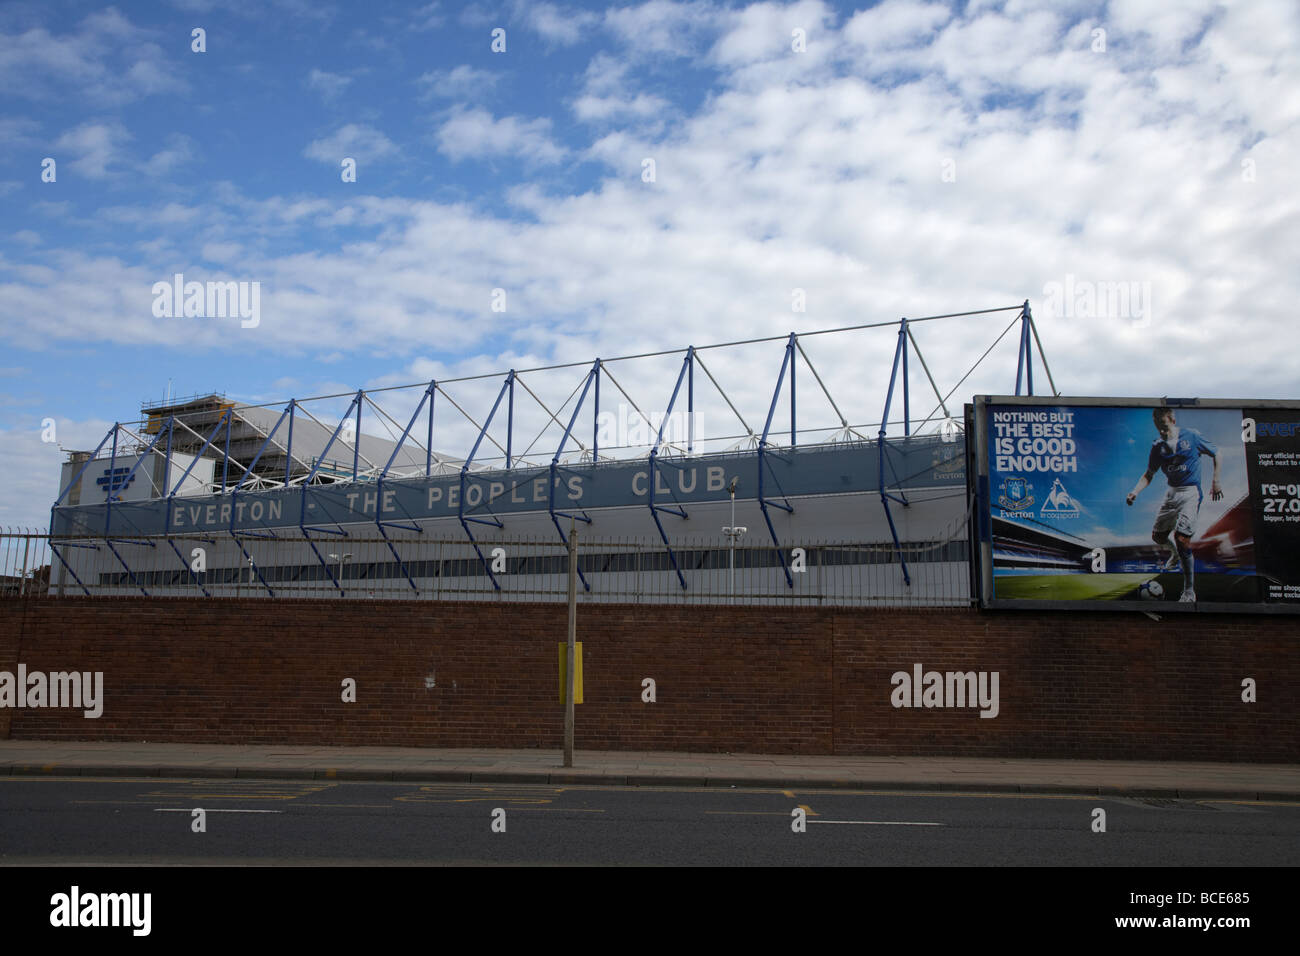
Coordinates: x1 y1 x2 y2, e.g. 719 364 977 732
648 349 694 590
878 318 913 585
759 335 797 588
47 525 93 595
1015 300 1035 396
297 393 365 596
551 362 599 591
372 380 438 594
96 424 148 595
459 372 512 591
157 415 212 595
226 402 289 596
156 406 234 595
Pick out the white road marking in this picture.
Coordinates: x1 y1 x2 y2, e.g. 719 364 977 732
153 808 282 813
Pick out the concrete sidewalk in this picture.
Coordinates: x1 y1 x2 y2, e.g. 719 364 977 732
0 740 1296 800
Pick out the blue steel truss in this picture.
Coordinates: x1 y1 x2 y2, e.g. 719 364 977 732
51 303 1057 596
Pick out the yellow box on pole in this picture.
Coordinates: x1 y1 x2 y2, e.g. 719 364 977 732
559 641 583 704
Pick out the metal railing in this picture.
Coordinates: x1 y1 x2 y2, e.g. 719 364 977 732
4 526 971 607
0 529 50 597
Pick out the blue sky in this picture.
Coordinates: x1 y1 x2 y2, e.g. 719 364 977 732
1 0 1298 527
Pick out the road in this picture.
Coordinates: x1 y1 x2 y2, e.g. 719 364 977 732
1 777 1297 866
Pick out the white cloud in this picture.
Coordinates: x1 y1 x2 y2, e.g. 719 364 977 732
409 1 444 31
201 242 243 262
0 7 184 105
842 0 953 52
709 0 837 67
459 4 498 28
0 117 40 147
0 417 113 530
1 0 1297 447
53 122 131 179
417 64 501 101
435 107 566 163
303 123 398 163
511 0 599 46
603 0 724 58
572 54 669 122
573 90 668 122
143 134 195 176
306 68 353 101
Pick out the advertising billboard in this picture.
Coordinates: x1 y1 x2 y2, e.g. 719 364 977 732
969 396 1300 613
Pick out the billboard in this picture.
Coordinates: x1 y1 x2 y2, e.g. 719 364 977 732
969 396 1300 613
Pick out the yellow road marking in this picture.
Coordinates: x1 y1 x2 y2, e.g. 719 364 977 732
393 785 565 805
809 820 943 826
798 803 819 817
139 782 333 801
782 790 795 798
143 792 325 801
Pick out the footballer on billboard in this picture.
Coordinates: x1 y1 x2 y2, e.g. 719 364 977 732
970 396 1300 612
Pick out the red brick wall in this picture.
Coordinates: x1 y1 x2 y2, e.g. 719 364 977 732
1 598 1295 761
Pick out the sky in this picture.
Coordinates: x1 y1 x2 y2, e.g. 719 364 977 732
1 0 1297 529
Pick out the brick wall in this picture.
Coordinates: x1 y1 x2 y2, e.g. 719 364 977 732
0 598 1295 761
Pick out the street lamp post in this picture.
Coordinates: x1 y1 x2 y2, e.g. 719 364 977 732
722 477 746 601
328 552 352 593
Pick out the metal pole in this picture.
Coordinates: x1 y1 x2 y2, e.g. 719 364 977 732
564 521 577 768
20 535 30 597
729 485 736 599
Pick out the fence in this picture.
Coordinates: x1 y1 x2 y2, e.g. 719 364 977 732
2 526 971 607
0 529 50 597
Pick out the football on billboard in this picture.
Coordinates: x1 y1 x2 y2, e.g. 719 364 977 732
1138 579 1164 600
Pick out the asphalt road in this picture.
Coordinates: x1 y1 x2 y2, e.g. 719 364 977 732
1 777 1297 866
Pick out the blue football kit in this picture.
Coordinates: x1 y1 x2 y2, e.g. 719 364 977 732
1147 428 1216 500
1146 426 1217 601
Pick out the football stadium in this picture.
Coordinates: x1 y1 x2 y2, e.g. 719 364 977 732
46 304 1050 604
43 303 1298 613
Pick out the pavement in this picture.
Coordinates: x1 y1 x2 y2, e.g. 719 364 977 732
0 740 1297 800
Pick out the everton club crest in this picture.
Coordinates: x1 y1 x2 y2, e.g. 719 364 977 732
997 477 1034 512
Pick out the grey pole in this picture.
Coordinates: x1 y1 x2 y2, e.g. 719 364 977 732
20 534 30 597
564 521 577 768
729 485 736 598
725 477 740 600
